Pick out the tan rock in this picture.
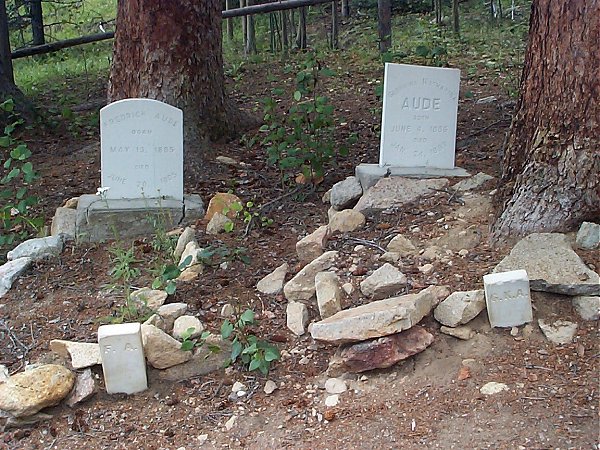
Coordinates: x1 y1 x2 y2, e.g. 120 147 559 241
360 263 408 300
130 287 168 310
286 301 309 336
296 225 330 262
257 263 289 295
206 212 232 235
315 271 342 319
204 193 241 223
386 234 417 255
283 251 338 301
329 210 366 233
173 227 195 260
141 324 192 369
0 364 75 417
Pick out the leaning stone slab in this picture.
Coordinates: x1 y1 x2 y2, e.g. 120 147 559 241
355 164 469 190
330 176 363 210
257 263 289 295
494 233 599 296
434 290 485 327
327 326 434 376
354 177 449 215
50 207 77 240
0 257 32 297
283 251 338 301
360 263 408 300
309 285 449 344
0 364 74 418
7 236 63 261
141 324 192 369
296 225 330 262
572 296 599 321
49 340 102 369
576 222 600 250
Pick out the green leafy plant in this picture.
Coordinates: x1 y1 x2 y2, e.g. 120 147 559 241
197 245 251 266
180 327 213 352
259 52 355 185
222 200 273 233
151 255 192 295
108 244 141 287
221 309 280 375
0 98 42 248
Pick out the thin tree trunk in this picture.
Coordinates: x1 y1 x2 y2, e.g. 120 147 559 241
225 0 234 41
341 0 350 18
281 10 289 52
378 0 391 53
296 7 307 49
331 0 339 49
435 0 442 24
0 0 14 84
28 0 44 45
452 0 459 34
245 0 257 55
492 0 600 239
240 0 248 51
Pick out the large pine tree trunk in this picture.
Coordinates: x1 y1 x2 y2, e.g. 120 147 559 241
108 0 247 149
492 0 600 240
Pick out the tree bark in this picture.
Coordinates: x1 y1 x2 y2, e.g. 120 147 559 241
28 0 45 45
108 0 251 150
0 0 14 84
492 0 600 240
377 0 391 53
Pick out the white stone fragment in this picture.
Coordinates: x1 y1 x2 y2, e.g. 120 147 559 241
98 323 147 395
172 315 204 340
538 319 577 345
286 301 309 336
257 263 289 295
7 236 63 261
480 382 508 395
0 257 33 297
483 270 533 328
315 271 342 319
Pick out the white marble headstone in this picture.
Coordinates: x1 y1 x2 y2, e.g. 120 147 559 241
483 269 533 328
380 63 460 169
98 322 147 394
100 99 183 200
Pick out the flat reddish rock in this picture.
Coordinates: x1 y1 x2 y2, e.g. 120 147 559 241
327 326 434 375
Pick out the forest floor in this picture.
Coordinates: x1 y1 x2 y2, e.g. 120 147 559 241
1 12 599 450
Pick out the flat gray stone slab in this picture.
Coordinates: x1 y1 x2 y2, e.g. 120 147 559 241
354 176 449 215
75 194 204 242
0 257 33 297
494 233 599 296
356 163 469 190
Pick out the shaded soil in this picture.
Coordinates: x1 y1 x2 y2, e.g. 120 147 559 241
1 21 598 450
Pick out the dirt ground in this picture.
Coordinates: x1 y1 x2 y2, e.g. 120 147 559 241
1 31 599 450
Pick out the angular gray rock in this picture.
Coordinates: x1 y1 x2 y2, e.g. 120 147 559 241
154 302 188 333
286 301 309 336
130 287 168 310
538 319 577 345
360 263 408 300
7 236 63 261
353 177 449 215
452 172 494 192
0 257 33 297
283 251 338 301
173 227 195 260
576 222 600 250
330 176 363 210
50 207 77 240
494 233 599 296
386 234 417 256
296 225 330 263
257 263 289 295
0 364 74 418
327 326 434 376
434 290 486 327
328 209 366 233
572 296 599 321
141 324 192 369
309 285 449 344
206 212 232 235
49 340 102 369
65 368 96 407
315 271 342 319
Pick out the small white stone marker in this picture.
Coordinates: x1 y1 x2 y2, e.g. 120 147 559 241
483 269 533 328
98 323 147 394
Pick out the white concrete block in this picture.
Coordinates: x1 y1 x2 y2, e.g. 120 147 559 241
483 269 533 328
98 323 147 394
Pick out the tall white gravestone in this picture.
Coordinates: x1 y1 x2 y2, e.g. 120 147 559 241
380 63 460 168
100 99 183 200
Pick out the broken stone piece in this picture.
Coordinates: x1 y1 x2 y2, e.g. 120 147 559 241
130 287 168 310
576 222 600 250
49 340 102 369
257 263 289 295
315 271 342 319
172 315 204 340
65 368 97 407
141 324 192 369
440 325 475 340
296 225 330 263
327 326 434 376
173 227 195 260
538 319 577 345
206 212 232 235
328 210 366 233
329 176 363 210
283 251 338 301
7 235 64 261
286 301 309 336
386 234 417 255
434 290 486 327
572 296 600 321
360 263 407 300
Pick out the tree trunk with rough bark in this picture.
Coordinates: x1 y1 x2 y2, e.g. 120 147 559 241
108 0 250 150
377 0 391 53
492 0 600 240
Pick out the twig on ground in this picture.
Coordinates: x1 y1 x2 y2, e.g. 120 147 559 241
343 237 387 253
